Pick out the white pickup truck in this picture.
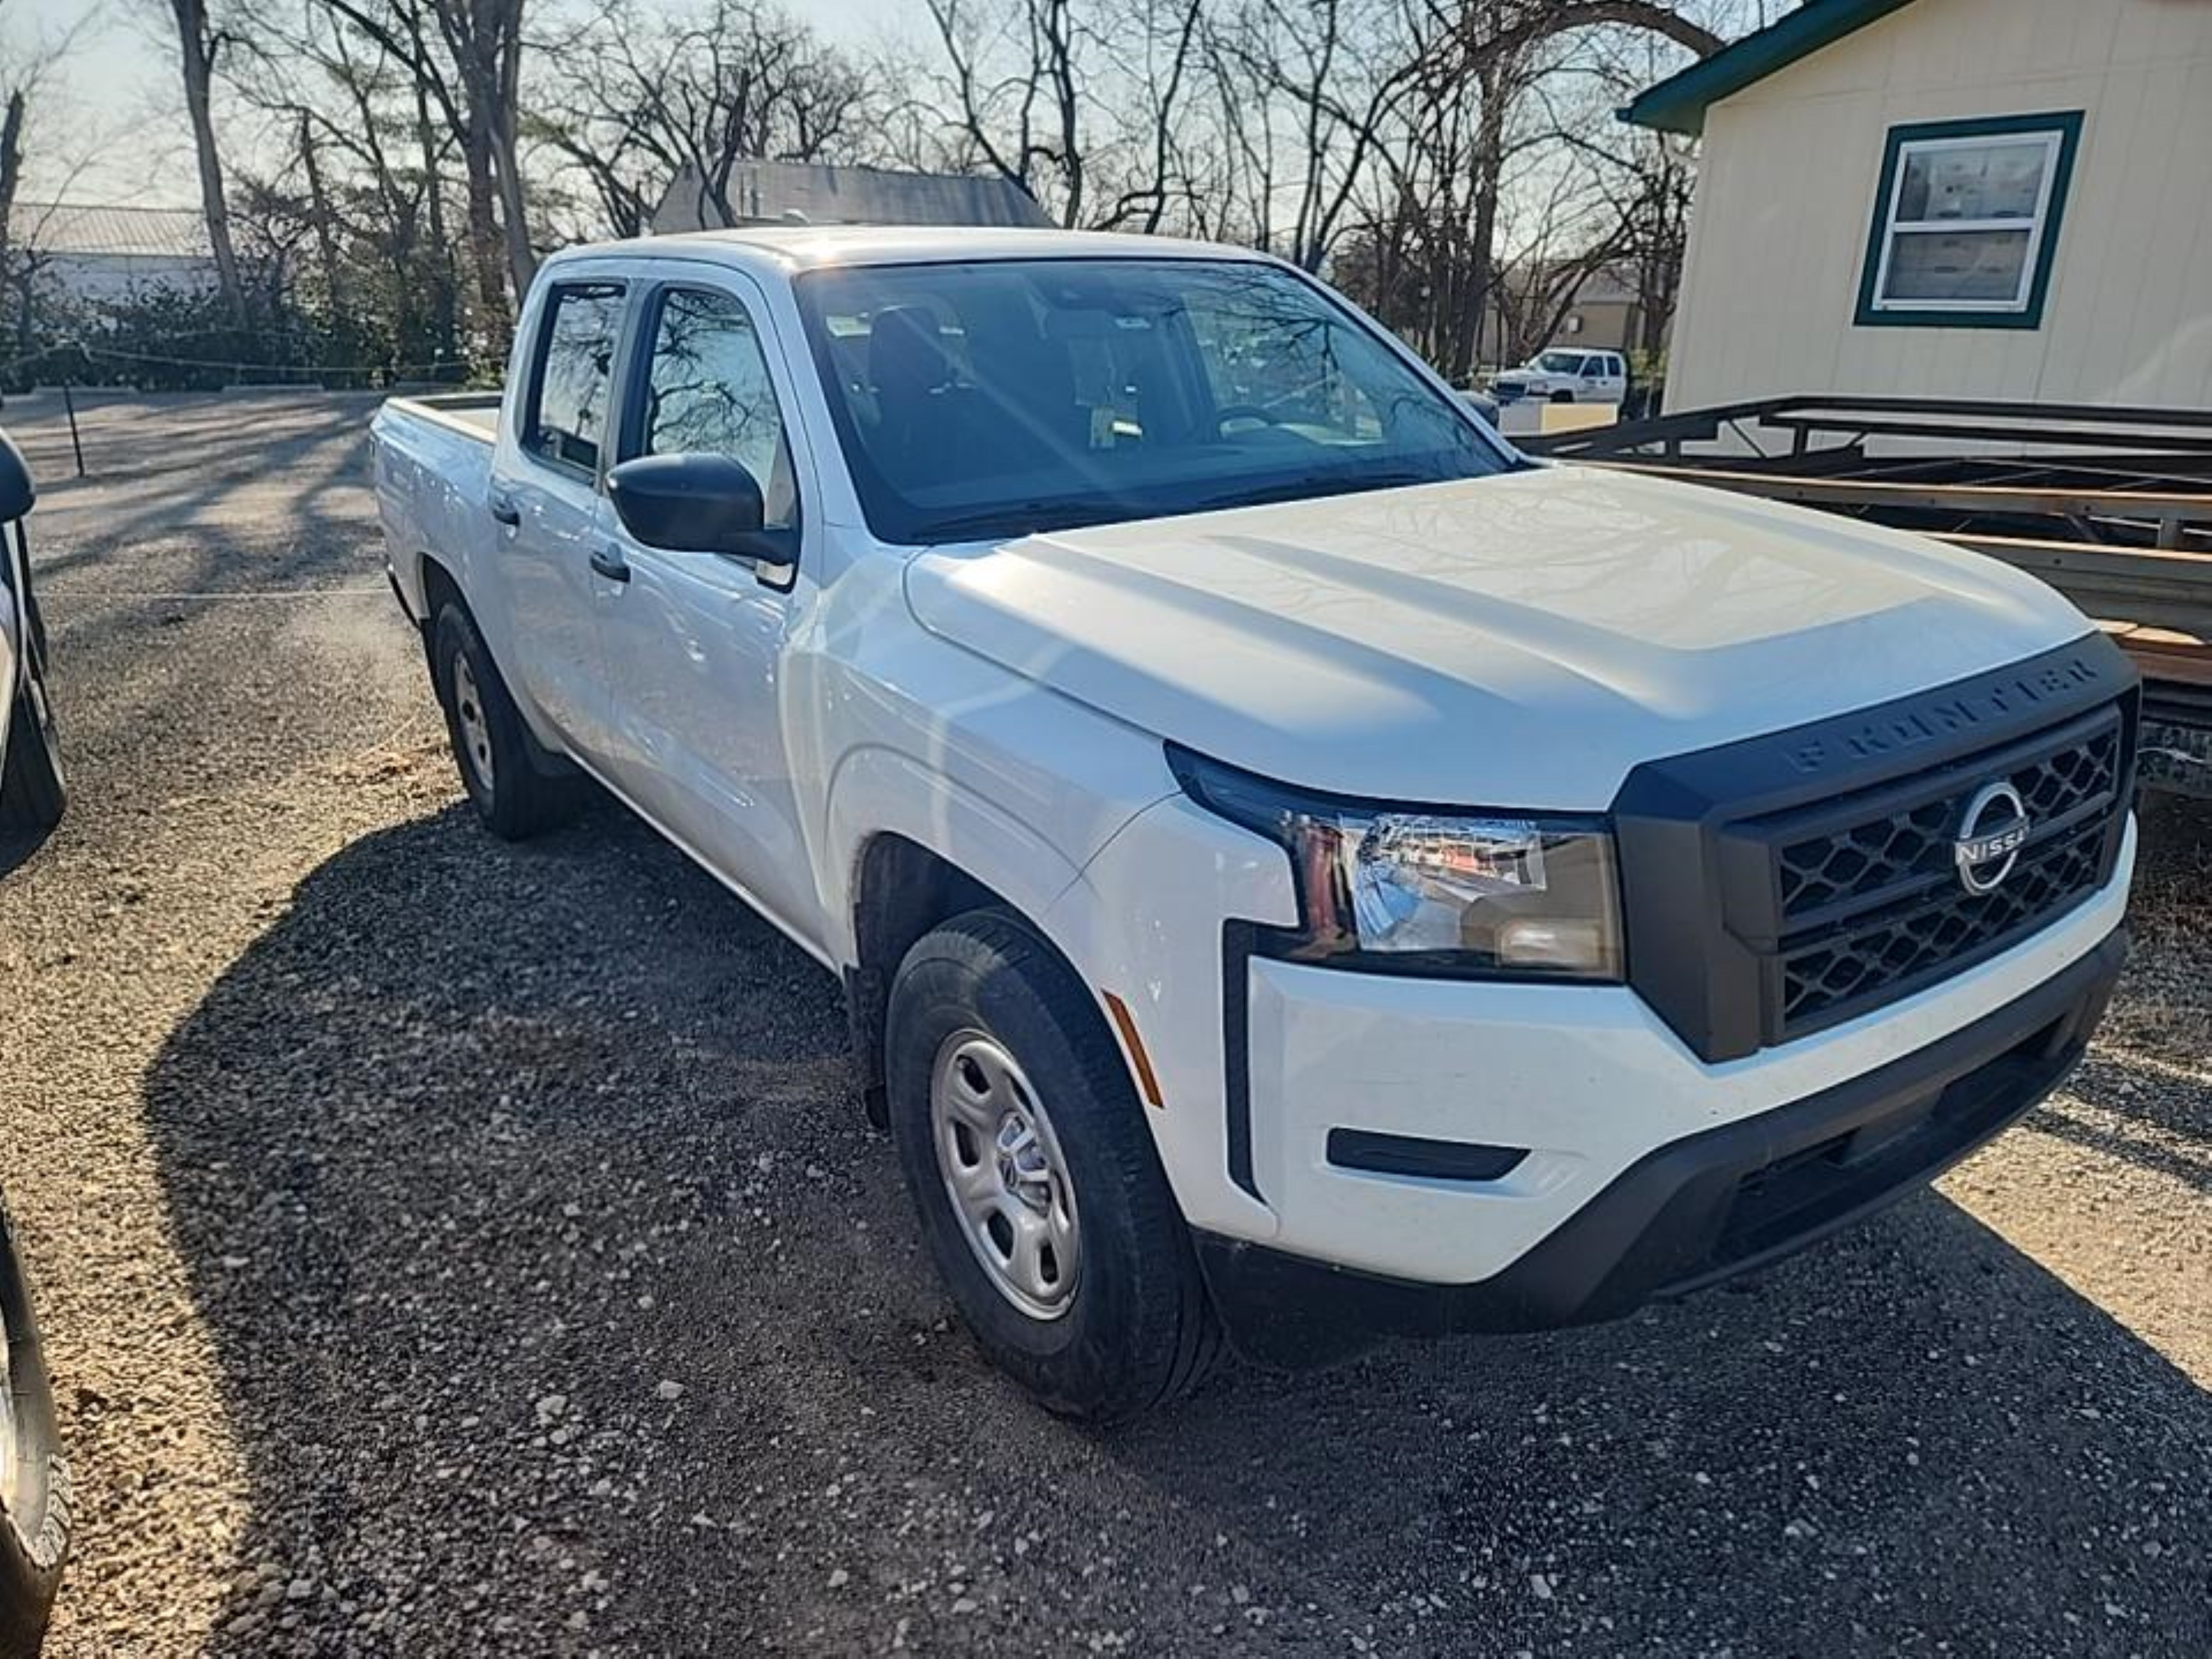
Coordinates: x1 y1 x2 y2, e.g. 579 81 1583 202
372 228 2138 1421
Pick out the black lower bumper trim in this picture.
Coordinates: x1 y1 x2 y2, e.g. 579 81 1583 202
1195 926 2126 1369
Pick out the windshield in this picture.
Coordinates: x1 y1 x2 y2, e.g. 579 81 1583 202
1534 351 1588 374
793 258 1510 544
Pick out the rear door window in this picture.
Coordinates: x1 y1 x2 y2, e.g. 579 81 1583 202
524 281 626 476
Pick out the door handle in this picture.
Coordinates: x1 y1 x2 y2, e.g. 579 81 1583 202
487 490 520 527
589 547 631 584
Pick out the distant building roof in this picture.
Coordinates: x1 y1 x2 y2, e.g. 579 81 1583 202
1621 0 1919 135
1496 259 1639 306
650 161 1053 236
7 202 214 261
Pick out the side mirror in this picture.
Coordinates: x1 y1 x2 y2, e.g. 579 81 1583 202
0 430 35 524
606 453 766 556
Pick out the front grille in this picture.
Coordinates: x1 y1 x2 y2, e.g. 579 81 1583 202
1775 722 2120 922
1613 638 2138 1063
1745 704 2127 1041
1778 821 2106 1028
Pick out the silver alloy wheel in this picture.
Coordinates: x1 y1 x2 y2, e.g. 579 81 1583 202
930 1030 1081 1320
451 651 495 790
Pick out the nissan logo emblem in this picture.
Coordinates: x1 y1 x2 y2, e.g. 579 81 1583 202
1954 781 2031 895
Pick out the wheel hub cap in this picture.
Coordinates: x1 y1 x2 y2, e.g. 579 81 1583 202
451 652 495 789
931 1032 1081 1320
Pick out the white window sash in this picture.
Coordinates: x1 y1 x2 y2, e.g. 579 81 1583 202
1870 127 2065 313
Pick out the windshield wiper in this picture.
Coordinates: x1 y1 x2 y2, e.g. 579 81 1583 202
912 499 1134 544
1177 467 1453 517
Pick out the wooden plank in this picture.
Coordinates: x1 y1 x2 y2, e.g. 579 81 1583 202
1941 533 2212 635
1761 414 2212 454
1748 393 2212 433
2115 637 2212 689
1583 459 2212 527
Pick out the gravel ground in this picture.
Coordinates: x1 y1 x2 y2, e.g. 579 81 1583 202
0 389 2204 1658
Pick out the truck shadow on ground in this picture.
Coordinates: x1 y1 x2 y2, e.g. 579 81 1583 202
142 797 2212 1656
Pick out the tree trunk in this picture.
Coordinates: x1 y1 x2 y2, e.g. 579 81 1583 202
298 116 344 330
169 0 249 331
461 111 512 359
0 90 22 301
412 76 461 369
1455 62 1505 381
490 105 535 301
0 90 21 376
489 18 535 301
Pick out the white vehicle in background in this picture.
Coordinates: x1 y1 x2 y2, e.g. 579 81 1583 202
1491 347 1629 406
0 430 64 835
0 426 72 1658
371 227 2135 1422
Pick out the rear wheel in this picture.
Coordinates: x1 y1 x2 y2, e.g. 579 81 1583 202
885 908 1222 1421
431 600 571 840
0 630 63 834
0 1204 69 1659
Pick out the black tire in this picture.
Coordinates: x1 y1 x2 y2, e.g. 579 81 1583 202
0 1204 69 1659
885 908 1222 1421
1549 388 1575 405
0 653 63 835
430 600 571 841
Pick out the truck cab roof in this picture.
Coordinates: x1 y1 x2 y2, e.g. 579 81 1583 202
541 225 1279 279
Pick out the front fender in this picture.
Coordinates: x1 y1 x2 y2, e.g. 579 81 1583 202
820 744 1095 965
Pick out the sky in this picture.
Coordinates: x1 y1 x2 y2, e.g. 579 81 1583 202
9 0 925 207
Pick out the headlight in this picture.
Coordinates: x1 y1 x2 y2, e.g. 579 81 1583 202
1168 745 1623 980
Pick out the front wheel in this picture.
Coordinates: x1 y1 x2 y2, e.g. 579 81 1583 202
885 909 1222 1421
431 601 571 841
1549 388 1575 405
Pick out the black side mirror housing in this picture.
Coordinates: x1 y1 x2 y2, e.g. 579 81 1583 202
606 453 772 558
0 430 35 524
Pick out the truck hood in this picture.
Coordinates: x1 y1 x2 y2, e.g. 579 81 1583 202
901 466 2096 808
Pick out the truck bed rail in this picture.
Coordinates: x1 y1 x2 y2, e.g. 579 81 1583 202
384 391 502 442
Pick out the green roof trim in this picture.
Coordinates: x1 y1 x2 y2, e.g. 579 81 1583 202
1620 0 1921 135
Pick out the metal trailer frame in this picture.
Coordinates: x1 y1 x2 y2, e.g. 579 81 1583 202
1524 395 2212 794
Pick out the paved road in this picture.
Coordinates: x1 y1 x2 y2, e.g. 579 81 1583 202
0 391 2205 1657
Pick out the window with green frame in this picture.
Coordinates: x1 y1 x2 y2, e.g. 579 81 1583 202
1854 111 2084 329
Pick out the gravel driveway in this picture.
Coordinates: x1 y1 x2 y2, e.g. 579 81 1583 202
0 391 2205 1658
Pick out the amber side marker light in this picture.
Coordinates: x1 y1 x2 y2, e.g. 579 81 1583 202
1102 990 1165 1109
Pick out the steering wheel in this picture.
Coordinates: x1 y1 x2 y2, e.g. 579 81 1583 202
1212 403 1283 435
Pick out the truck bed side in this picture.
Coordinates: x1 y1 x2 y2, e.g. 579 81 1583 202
370 393 501 630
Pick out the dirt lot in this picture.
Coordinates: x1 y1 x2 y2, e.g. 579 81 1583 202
0 391 2204 1657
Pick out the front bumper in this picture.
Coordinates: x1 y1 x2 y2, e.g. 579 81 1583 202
1196 923 2126 1367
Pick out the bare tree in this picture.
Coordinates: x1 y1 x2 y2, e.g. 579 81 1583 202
533 0 875 239
223 0 475 369
924 0 1082 225
252 0 519 349
0 0 90 365
159 0 253 327
426 0 532 312
1221 0 1722 373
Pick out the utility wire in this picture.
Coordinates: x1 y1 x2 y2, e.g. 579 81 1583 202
1 339 486 382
